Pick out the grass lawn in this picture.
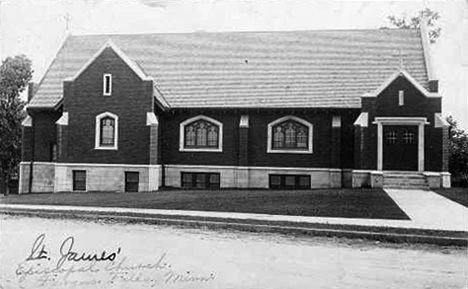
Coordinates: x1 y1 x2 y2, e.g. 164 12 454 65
433 188 468 207
0 188 409 220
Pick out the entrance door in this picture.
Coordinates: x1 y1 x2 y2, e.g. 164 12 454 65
383 125 418 171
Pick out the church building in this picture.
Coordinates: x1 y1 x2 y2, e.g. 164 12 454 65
19 25 451 193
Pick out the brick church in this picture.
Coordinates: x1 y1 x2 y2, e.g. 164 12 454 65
20 25 451 193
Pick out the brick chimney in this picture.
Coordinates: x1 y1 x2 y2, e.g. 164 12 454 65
428 80 439 93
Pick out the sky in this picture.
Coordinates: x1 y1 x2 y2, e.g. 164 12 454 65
0 0 467 129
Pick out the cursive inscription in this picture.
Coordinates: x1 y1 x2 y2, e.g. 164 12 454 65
16 233 216 287
26 233 49 261
56 236 121 269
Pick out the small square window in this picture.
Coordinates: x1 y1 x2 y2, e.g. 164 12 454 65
403 131 415 144
195 174 207 188
386 131 398 144
73 170 86 191
298 176 310 188
209 173 220 189
285 176 295 187
182 173 193 188
125 172 139 192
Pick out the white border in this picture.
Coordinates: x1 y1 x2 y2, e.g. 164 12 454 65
21 115 33 127
361 70 441 98
353 112 368 127
103 74 112 96
65 40 152 82
95 112 119 150
373 117 429 172
267 116 313 154
55 112 69 126
179 115 223 152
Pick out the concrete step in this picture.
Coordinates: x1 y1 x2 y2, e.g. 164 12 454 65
383 172 428 189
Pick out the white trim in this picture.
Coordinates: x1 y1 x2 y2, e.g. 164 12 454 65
23 162 339 172
165 164 341 172
239 115 249 128
146 112 158 126
66 40 152 82
179 115 223 152
398 90 404 106
26 162 161 168
420 19 436 80
153 85 170 109
373 117 429 172
95 112 118 150
21 115 32 127
103 74 112 96
267 116 313 154
353 112 368 127
361 70 441 98
434 113 449 128
55 112 69 126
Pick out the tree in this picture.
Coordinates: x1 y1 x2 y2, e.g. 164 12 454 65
446 116 468 187
0 55 33 195
384 8 441 43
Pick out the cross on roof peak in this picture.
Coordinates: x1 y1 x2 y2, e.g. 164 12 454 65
63 12 72 32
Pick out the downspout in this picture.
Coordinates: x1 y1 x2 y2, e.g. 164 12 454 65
28 116 35 194
160 120 165 188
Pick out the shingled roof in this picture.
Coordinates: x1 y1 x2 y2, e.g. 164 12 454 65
28 29 431 109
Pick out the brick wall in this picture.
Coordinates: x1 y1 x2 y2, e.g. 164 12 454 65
358 75 445 172
62 47 154 165
160 109 357 169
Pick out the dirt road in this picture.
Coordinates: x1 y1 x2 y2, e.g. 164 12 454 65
0 214 466 289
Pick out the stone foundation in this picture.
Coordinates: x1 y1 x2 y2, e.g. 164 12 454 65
19 162 451 193
19 162 161 194
165 165 342 189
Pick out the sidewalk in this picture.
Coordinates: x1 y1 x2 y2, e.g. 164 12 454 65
384 189 468 231
0 189 466 232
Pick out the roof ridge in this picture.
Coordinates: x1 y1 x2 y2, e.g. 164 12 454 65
68 28 420 38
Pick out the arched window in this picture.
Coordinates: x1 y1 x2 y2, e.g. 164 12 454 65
268 116 313 153
100 117 115 146
95 112 118 150
180 116 223 152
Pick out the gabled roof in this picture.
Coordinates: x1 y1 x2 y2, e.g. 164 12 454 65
362 69 441 98
65 40 151 82
28 29 432 109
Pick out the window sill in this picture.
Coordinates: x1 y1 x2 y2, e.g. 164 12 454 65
179 147 223 153
267 149 313 154
95 146 118 150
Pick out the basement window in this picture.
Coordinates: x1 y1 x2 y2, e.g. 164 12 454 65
181 172 220 189
72 170 86 191
269 174 310 190
125 172 139 192
103 74 112 96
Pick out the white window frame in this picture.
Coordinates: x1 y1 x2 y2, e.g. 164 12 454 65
95 112 118 150
179 115 223 152
103 74 112 96
398 90 404 106
267 116 313 154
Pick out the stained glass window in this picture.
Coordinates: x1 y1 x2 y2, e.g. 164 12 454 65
184 119 219 148
100 117 115 146
272 120 309 149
